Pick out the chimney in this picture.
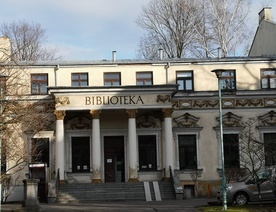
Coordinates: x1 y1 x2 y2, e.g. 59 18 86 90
159 48 163 60
259 7 272 24
0 36 11 62
112 51 116 62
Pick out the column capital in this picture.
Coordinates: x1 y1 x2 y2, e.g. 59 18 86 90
126 109 138 118
162 108 173 118
54 110 66 120
90 110 102 119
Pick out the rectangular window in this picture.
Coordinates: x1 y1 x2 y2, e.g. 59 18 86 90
220 70 236 91
178 135 197 169
176 71 193 91
104 72 121 86
138 135 157 171
261 69 276 89
71 73 88 87
264 133 276 166
31 138 49 167
223 134 239 168
31 74 48 94
136 72 153 85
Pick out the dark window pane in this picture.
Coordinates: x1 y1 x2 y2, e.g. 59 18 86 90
223 134 239 168
178 135 197 169
138 135 157 170
264 133 276 166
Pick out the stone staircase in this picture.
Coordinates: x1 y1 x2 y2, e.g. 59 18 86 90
56 181 176 203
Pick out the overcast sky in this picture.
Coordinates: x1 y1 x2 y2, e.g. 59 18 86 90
0 0 275 61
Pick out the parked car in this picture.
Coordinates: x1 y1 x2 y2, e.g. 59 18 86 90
217 168 276 205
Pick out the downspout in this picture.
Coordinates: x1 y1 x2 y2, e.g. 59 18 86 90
165 62 170 84
54 65 59 86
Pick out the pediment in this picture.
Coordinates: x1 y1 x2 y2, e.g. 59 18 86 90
174 113 200 127
216 112 242 127
258 110 276 126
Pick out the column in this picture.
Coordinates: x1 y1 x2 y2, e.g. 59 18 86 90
90 110 102 183
54 110 66 181
126 109 139 182
163 108 174 179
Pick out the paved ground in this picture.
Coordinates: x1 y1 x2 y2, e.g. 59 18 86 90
1 198 217 211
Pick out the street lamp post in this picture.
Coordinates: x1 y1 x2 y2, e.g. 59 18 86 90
211 69 227 211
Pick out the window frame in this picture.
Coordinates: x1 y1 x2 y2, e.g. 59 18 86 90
136 72 153 85
223 134 240 168
178 134 197 170
174 129 202 171
260 69 276 89
263 133 276 166
220 70 236 91
31 74 48 95
104 72 121 86
138 135 157 171
176 71 194 91
71 73 88 87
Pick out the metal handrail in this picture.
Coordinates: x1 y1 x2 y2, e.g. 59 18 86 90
169 166 183 196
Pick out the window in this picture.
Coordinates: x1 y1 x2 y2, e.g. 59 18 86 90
31 74 48 94
31 138 49 167
178 135 197 169
176 71 193 91
72 137 90 172
261 69 276 89
136 72 153 85
138 135 157 171
71 73 88 86
223 134 239 168
264 133 276 166
104 73 121 86
220 70 236 91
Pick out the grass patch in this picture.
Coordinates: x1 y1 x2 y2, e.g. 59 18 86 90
198 205 276 212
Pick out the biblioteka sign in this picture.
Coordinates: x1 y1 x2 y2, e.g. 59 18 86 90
55 94 171 110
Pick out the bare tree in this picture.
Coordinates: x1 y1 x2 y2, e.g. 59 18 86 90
136 0 253 59
0 37 55 202
239 118 275 205
1 20 60 62
136 0 199 59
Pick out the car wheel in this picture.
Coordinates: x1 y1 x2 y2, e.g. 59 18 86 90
234 192 249 206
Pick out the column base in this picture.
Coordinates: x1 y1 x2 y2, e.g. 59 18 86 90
91 179 102 183
59 180 68 184
128 178 139 182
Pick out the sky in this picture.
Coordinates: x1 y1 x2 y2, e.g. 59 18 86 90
0 0 275 61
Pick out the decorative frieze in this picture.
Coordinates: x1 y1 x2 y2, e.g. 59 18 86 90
172 98 276 109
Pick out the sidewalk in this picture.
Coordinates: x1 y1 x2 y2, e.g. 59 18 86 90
1 198 217 211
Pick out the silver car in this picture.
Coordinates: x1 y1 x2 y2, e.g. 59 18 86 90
217 168 276 205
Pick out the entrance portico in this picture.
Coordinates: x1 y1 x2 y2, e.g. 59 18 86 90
49 85 178 183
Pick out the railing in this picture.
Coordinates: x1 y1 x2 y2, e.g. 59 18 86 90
169 166 183 198
56 168 60 195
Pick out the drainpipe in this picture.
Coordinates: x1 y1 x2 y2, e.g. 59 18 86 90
54 65 59 86
165 62 170 84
